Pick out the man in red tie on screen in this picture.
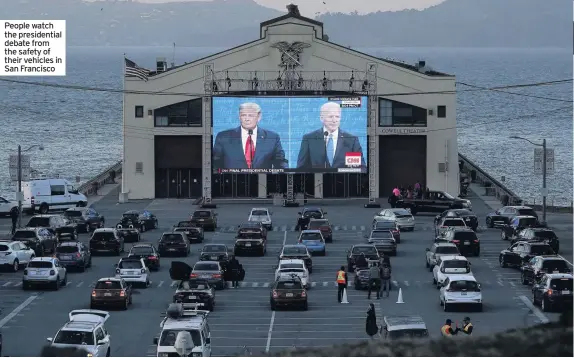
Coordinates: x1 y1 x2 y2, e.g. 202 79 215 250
213 102 288 170
296 102 365 170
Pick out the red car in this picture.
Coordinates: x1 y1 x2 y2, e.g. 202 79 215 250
308 219 333 242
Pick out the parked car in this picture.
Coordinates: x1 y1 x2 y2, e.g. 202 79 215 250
532 273 573 312
0 240 36 272
23 257 67 290
64 208 105 233
55 241 92 272
11 228 56 256
486 205 538 228
270 276 308 311
26 215 78 240
374 208 415 231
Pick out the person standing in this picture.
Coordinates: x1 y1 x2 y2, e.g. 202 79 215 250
367 262 381 299
228 256 241 288
459 317 473 335
365 303 379 339
380 262 392 298
336 266 348 303
10 207 19 234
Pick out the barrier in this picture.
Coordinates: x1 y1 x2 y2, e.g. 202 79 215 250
78 160 122 196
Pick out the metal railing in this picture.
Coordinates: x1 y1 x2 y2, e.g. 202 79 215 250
78 160 122 196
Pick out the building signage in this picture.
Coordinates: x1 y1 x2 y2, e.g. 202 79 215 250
380 128 427 135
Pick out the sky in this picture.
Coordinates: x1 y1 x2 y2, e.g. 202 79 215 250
134 0 447 15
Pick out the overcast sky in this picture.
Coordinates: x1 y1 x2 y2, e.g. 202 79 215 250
135 0 446 15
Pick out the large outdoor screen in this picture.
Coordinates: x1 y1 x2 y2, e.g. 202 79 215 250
212 96 368 174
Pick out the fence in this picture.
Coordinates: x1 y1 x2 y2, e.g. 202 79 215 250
78 160 122 196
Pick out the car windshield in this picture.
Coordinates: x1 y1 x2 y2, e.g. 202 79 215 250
371 231 393 239
449 280 480 291
180 280 209 290
542 260 569 271
194 263 219 271
161 234 184 242
300 233 323 241
251 210 268 216
443 260 469 269
276 281 303 289
450 210 472 216
453 232 477 240
27 217 50 227
122 213 138 219
371 239 395 244
159 329 202 347
0 244 9 251
388 329 428 339
130 247 153 255
280 263 304 270
518 218 538 227
53 330 94 345
28 261 53 268
530 245 554 255
308 220 328 228
392 209 411 216
283 247 307 255
64 211 83 217
95 281 122 290
518 208 537 216
57 246 79 253
443 219 465 226
352 247 377 255
13 230 37 239
550 279 573 290
534 231 557 239
193 211 211 218
119 260 142 269
92 232 116 242
203 246 226 253
303 210 321 217
436 246 460 254
176 222 193 227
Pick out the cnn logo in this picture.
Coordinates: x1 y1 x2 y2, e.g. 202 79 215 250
345 156 361 166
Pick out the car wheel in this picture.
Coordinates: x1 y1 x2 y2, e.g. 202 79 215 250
475 250 480 257
62 274 67 286
54 277 60 290
79 262 86 272
12 259 19 272
122 299 129 310
486 217 493 228
499 256 507 268
39 203 49 214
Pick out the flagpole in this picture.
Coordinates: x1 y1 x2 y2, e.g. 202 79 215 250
120 54 127 203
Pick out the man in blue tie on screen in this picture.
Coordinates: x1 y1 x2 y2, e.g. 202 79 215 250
296 102 365 170
213 102 288 170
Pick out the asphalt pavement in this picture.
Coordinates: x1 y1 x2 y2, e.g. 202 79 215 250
0 189 572 356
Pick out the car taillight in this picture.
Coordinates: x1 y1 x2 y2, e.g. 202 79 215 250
76 252 81 258
148 256 156 260
547 289 553 295
120 290 125 297
452 240 460 244
50 270 55 275
473 239 479 243
91 290 96 297
212 274 221 278
301 291 306 297
116 269 120 274
190 273 198 278
272 290 278 298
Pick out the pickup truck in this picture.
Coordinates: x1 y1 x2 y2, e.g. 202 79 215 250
396 190 471 215
500 215 544 241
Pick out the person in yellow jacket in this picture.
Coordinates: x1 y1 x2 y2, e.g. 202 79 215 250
441 319 458 337
336 266 348 303
460 317 473 335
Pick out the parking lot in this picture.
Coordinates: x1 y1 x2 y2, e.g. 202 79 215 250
0 190 571 356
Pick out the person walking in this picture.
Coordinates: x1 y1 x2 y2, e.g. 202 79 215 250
459 317 473 335
110 169 116 184
10 207 19 234
336 266 348 303
228 256 241 288
441 319 458 337
380 262 392 297
367 262 381 299
366 303 379 339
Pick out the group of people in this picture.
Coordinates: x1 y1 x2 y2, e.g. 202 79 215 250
388 181 428 208
441 317 474 336
335 253 393 303
226 256 245 288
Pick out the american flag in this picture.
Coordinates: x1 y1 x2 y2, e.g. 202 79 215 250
125 58 149 81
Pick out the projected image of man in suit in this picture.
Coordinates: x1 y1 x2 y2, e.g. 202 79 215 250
212 102 288 170
296 102 365 169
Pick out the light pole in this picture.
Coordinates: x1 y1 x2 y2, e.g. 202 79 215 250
17 144 44 228
509 136 547 223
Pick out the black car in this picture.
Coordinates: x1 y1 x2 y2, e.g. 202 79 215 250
440 227 480 256
296 207 326 230
364 230 397 256
486 206 538 228
200 244 231 266
371 219 401 243
513 228 560 254
55 241 91 271
501 215 543 240
26 215 78 240
173 221 204 243
116 228 141 243
278 245 313 273
127 244 160 271
270 277 308 311
158 232 190 257
171 261 216 311
353 268 372 290
90 277 133 310
499 242 555 268
64 208 105 233
307 219 333 242
347 244 380 271
435 209 478 231
190 210 218 231
235 232 266 256
397 190 470 215
89 228 125 255
237 222 268 240
116 210 158 232
532 273 573 312
11 228 56 256
521 256 572 285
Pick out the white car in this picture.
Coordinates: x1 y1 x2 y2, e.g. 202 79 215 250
0 240 36 272
22 178 87 214
275 259 309 288
435 217 467 237
373 208 415 231
432 255 472 289
47 309 112 357
439 275 483 312
425 243 460 271
248 207 272 229
0 196 18 215
115 257 150 287
23 257 67 290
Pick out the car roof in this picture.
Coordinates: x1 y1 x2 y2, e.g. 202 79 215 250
506 206 534 209
15 228 37 231
384 315 427 331
443 217 465 221
31 257 56 262
65 207 86 212
250 207 269 211
132 244 153 248
276 277 303 283
309 218 328 221
279 259 305 264
123 210 140 214
300 230 322 234
62 321 100 332
120 257 143 262
31 214 59 218
239 222 261 228
434 242 458 247
163 316 205 330
203 244 226 249
440 255 468 261
93 228 116 233
283 244 307 248
527 242 552 247
353 244 377 248
194 261 219 265
58 241 80 246
303 207 322 211
545 273 573 279
529 228 554 232
447 274 477 282
536 255 564 261
449 227 475 232
513 215 537 219
97 277 121 282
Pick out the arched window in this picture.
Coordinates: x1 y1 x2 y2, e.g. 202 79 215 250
154 98 202 127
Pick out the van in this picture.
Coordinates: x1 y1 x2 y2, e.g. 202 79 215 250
22 179 88 214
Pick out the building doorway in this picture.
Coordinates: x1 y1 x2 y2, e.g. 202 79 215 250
323 173 368 198
155 169 202 198
212 174 259 197
265 174 315 197
379 135 427 195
